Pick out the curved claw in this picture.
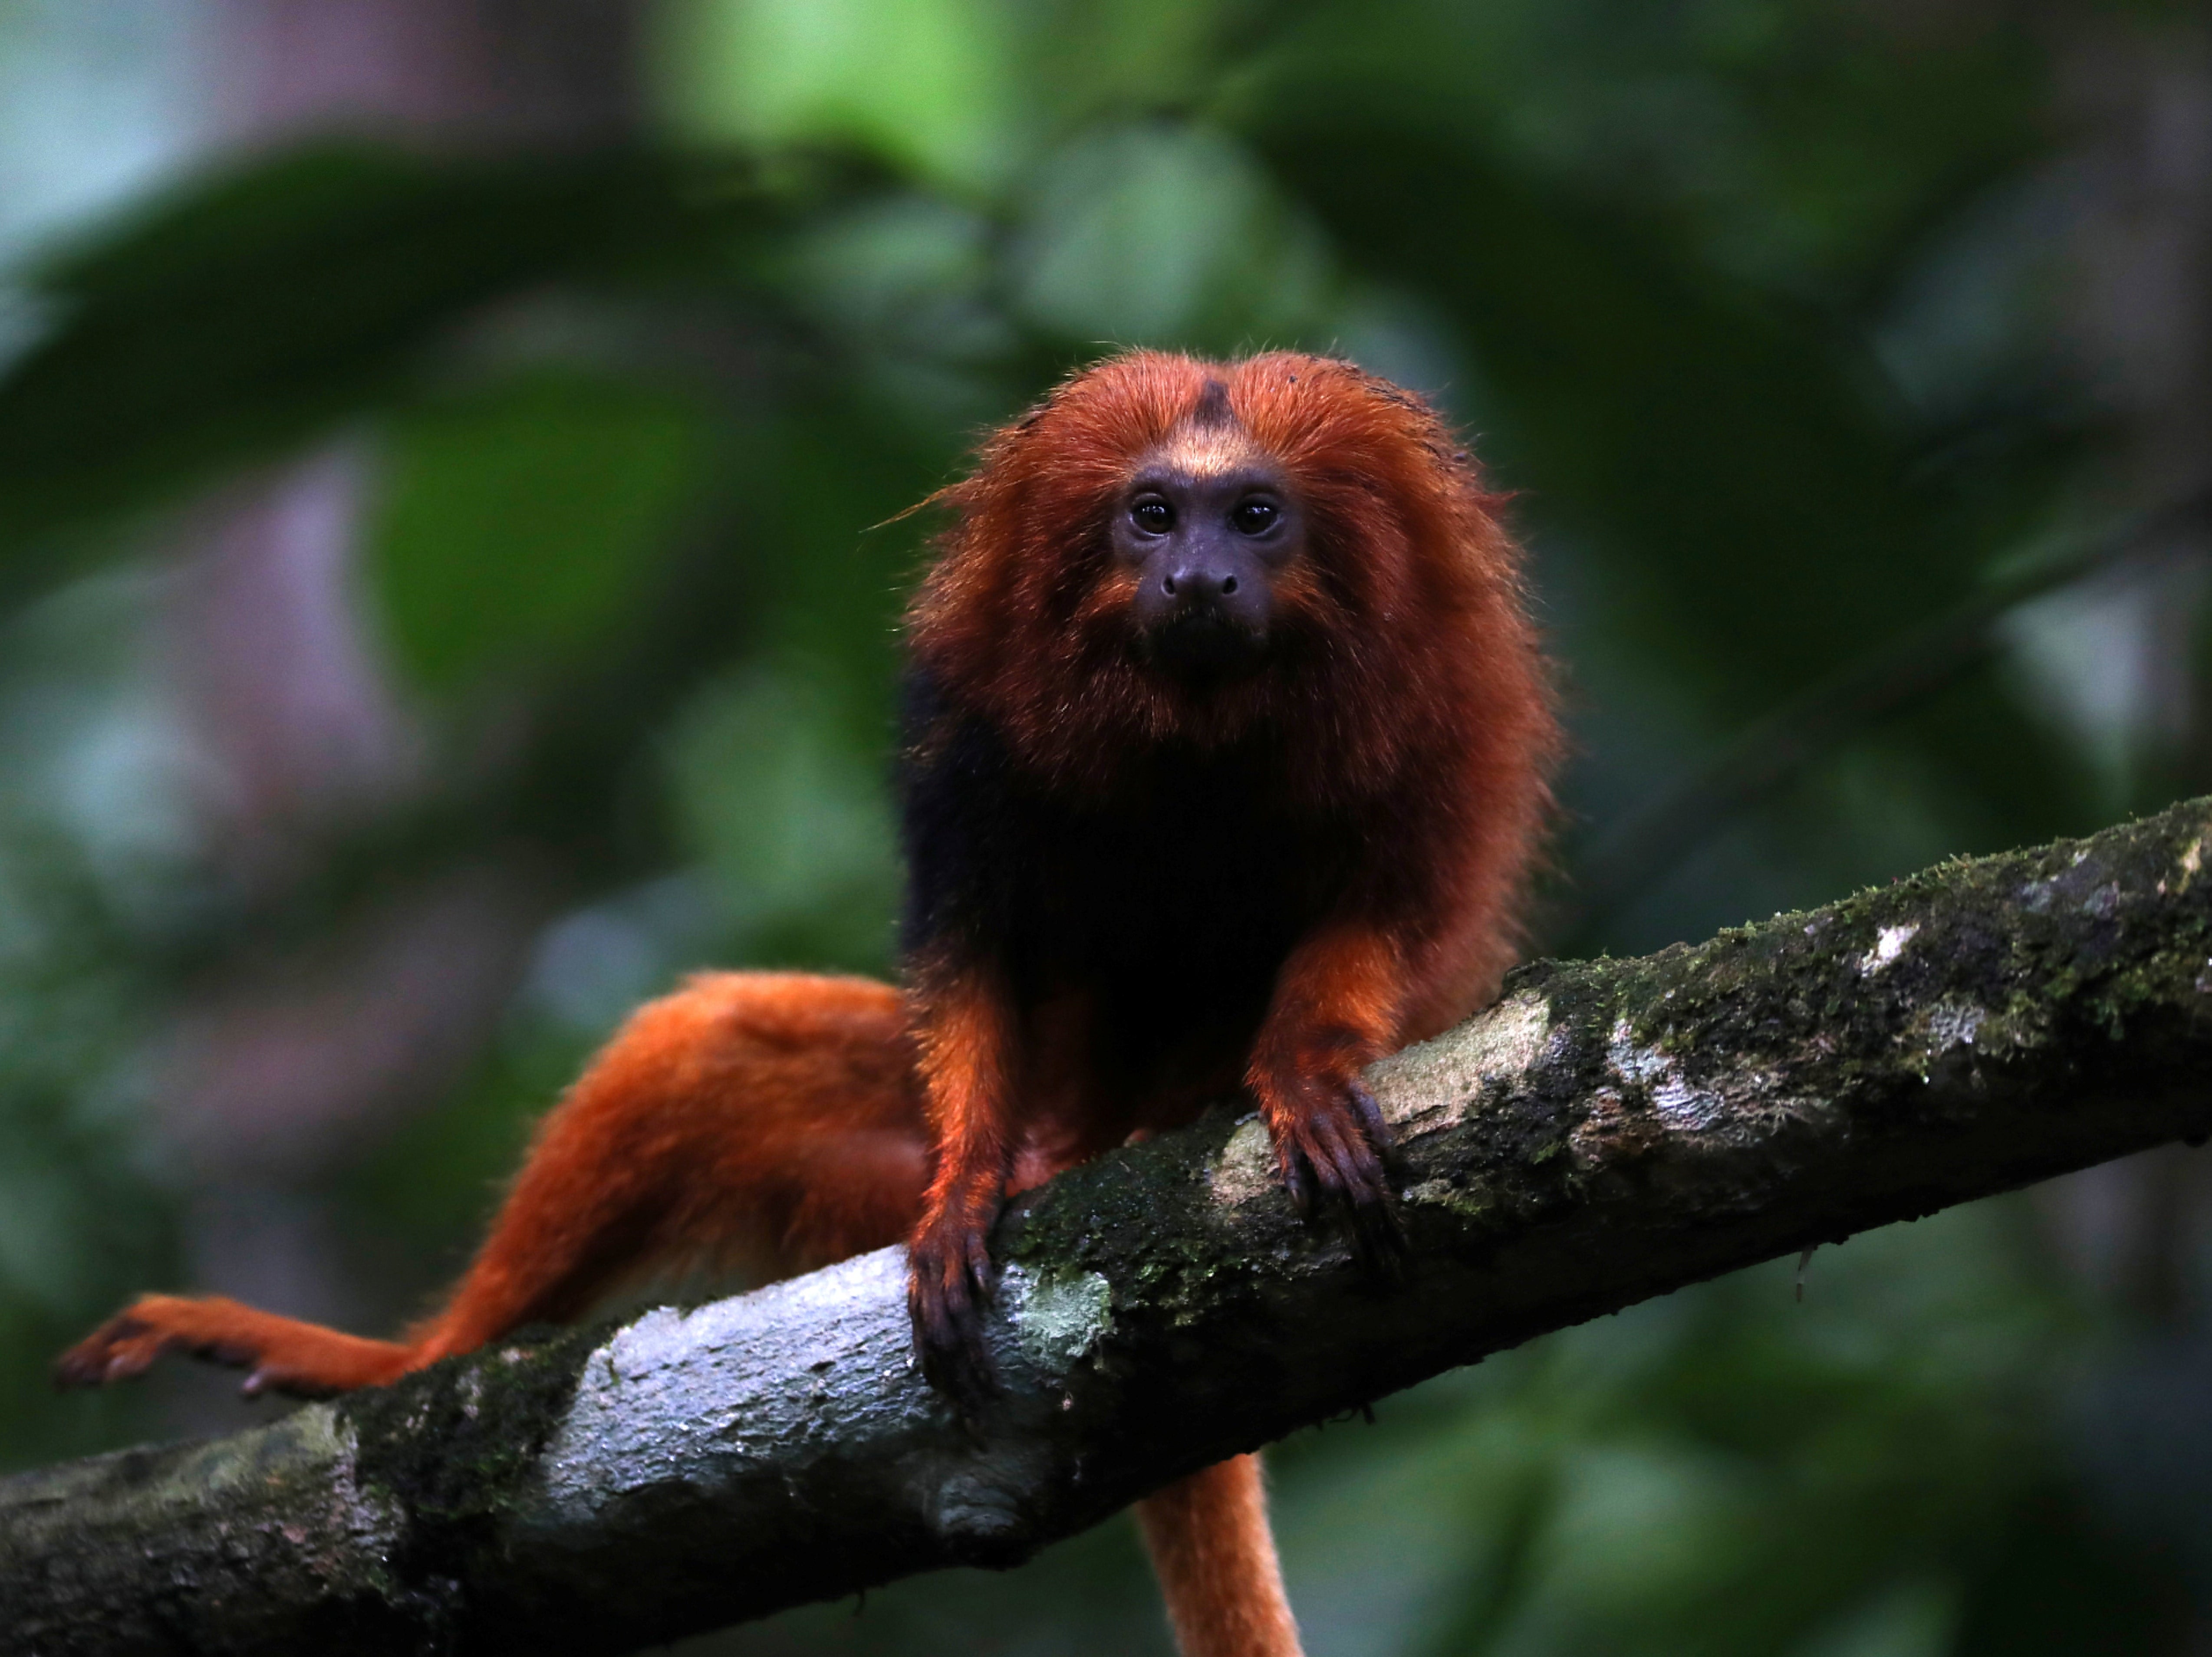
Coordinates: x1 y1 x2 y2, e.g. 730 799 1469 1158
908 1221 1000 1410
1285 1148 1319 1217
1347 1083 1394 1165
1272 1078 1409 1275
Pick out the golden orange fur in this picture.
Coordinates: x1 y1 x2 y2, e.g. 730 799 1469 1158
59 350 1557 1657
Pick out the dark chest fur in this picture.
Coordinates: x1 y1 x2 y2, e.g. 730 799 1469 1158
897 670 1359 1077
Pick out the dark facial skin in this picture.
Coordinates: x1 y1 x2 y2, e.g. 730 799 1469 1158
1113 464 1304 677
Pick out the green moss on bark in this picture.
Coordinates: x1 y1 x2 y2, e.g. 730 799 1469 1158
339 1320 608 1644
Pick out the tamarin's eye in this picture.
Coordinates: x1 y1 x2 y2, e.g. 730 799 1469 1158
1132 499 1173 534
1232 499 1279 535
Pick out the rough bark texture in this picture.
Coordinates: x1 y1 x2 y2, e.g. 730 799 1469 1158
13 796 2212 1656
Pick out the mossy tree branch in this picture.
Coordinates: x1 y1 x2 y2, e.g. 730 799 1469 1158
13 797 2212 1657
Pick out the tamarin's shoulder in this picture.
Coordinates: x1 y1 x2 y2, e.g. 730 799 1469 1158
894 665 1025 823
894 664 1032 957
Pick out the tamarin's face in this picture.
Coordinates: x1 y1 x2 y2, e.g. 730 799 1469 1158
1111 454 1304 677
916 351 1511 772
1106 378 1305 681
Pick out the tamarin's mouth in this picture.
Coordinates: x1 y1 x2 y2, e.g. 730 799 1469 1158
1140 611 1269 679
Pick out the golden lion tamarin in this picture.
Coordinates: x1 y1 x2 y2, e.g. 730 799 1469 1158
61 349 1557 1657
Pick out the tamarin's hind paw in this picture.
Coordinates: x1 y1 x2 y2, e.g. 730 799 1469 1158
908 1222 1000 1409
1274 1082 1409 1275
53 1294 411 1400
56 1297 258 1392
59 1312 217 1389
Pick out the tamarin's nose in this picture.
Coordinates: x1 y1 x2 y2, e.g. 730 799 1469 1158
1162 565 1238 602
1133 539 1271 667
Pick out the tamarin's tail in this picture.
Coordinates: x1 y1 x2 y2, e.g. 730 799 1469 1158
1138 1455 1305 1657
55 970 928 1400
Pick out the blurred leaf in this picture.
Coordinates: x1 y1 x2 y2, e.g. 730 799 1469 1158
657 0 1016 192
1250 92 2098 918
668 664 899 973
1271 1202 2079 1657
1236 0 2043 298
368 372 717 693
0 141 777 599
1011 0 1259 128
1011 122 1332 352
1951 1483 2191 1657
1251 103 1964 709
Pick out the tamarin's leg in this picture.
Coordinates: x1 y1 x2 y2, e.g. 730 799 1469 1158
1137 1454 1304 1657
409 973 925 1361
904 959 1020 1399
51 1294 418 1398
56 972 928 1399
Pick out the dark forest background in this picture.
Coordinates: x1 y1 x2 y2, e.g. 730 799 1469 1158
5 2 2212 1652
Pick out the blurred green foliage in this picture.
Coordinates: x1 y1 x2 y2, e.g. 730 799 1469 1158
371 372 716 692
0 0 2204 1652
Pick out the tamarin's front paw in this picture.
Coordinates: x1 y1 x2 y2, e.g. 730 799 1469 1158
907 1217 999 1407
1269 1079 1408 1271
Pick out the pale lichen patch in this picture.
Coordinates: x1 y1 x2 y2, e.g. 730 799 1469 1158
999 1264 1113 1372
1857 923 1919 974
1606 1020 1661 1087
1919 998 1985 1055
2168 835 2208 895
1650 1074 1728 1130
1369 990 1552 1134
1208 1115 1278 1209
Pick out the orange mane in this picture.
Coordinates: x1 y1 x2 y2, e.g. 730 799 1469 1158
908 349 1546 811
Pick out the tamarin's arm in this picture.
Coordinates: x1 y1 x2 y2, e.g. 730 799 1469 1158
904 953 1020 1397
1247 762 1534 1252
1244 919 1406 1253
892 674 1036 1394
